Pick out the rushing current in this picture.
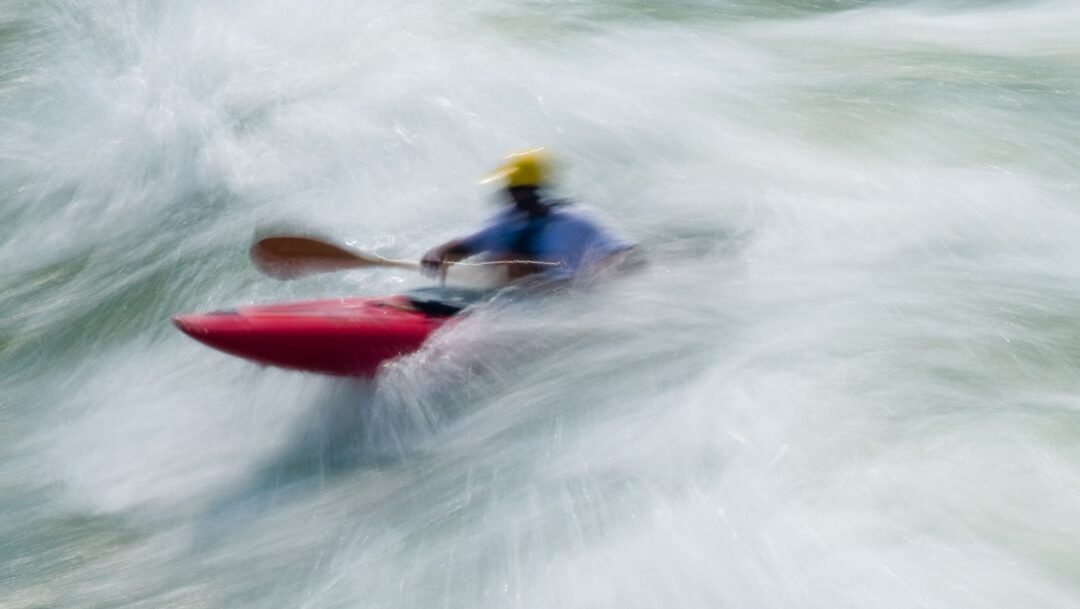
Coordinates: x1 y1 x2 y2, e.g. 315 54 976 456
3 1 1080 607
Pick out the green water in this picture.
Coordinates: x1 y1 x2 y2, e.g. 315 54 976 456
3 0 1080 607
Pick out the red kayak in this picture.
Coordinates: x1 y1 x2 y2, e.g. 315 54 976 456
173 288 485 377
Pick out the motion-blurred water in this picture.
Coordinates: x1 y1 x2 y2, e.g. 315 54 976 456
4 1 1080 607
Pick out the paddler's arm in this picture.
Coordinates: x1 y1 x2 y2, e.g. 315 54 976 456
422 215 515 278
420 239 472 277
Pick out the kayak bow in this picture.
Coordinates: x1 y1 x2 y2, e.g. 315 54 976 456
173 288 486 377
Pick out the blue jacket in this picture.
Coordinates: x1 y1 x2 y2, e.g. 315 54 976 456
458 204 632 279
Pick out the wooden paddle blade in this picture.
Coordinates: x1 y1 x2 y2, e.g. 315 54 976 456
250 236 417 280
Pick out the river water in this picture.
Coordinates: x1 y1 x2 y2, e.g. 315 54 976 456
3 1 1080 607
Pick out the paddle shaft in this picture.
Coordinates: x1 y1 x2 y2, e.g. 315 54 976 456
250 234 558 281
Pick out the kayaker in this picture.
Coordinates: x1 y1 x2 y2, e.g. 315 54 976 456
421 148 634 282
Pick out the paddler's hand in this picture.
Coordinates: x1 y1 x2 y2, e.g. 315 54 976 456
420 248 448 279
422 240 470 280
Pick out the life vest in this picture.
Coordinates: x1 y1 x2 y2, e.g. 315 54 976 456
509 199 570 258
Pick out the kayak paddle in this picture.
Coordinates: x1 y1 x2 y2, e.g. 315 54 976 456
251 236 420 280
251 234 561 281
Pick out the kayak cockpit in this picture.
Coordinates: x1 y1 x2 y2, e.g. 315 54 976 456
404 286 493 317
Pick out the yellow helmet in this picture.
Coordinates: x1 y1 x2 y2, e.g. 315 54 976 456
480 148 553 188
